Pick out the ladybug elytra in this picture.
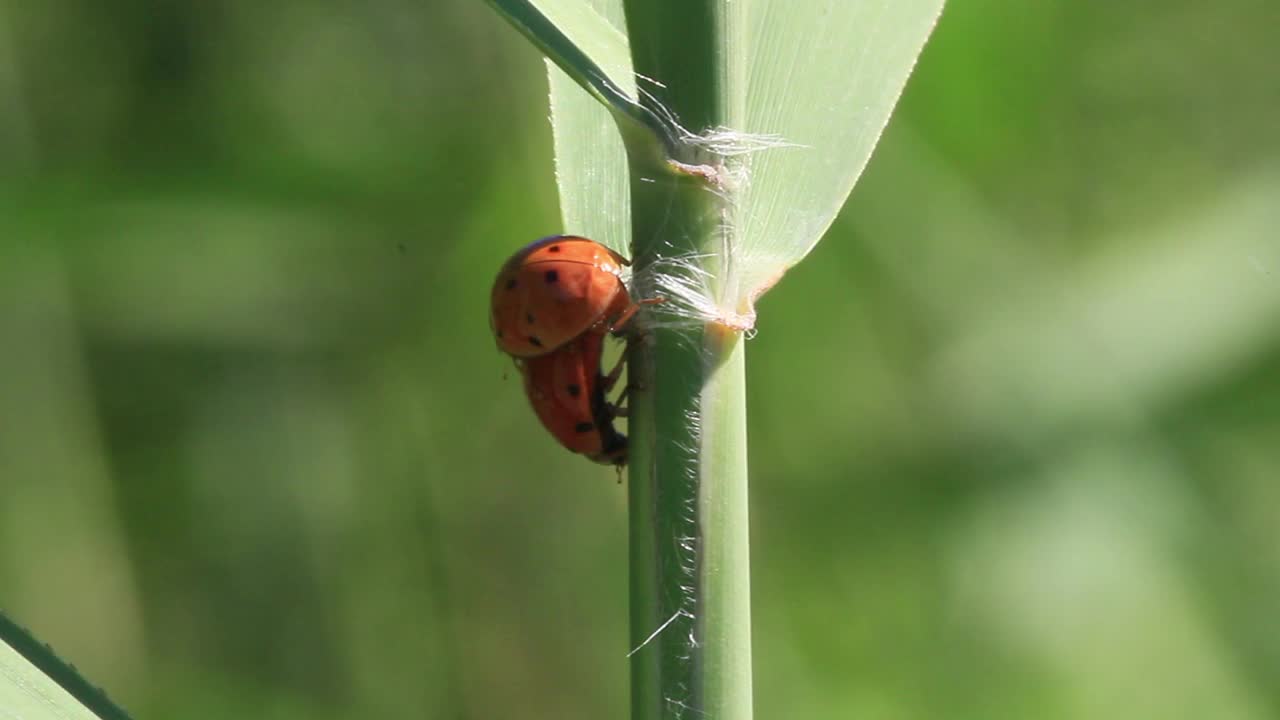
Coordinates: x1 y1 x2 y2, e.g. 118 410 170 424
490 235 634 358
520 329 628 466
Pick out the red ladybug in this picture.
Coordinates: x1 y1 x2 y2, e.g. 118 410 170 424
520 329 628 466
491 235 639 358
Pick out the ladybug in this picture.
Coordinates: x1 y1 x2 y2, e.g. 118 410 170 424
520 328 628 466
491 235 638 358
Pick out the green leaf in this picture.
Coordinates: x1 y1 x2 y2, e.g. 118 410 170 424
485 0 667 160
0 612 133 720
546 0 632 254
724 0 946 310
484 0 631 96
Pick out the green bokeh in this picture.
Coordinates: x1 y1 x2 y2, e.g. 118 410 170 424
1 1 1277 718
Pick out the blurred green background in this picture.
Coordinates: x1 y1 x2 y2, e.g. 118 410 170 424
2 0 1278 718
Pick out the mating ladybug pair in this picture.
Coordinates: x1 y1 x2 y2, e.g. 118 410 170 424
490 235 649 466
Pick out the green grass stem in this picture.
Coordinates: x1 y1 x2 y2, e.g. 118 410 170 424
623 2 753 718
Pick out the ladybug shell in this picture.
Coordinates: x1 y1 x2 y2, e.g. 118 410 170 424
491 235 630 358
520 330 627 466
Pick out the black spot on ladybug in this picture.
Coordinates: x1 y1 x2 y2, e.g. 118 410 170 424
575 422 594 433
549 245 561 253
528 336 543 348
496 329 504 338
526 313 535 324
505 278 517 290
544 270 559 283
567 383 581 397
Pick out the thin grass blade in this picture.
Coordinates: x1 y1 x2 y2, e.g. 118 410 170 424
0 613 132 720
725 0 946 312
486 0 668 153
546 0 631 254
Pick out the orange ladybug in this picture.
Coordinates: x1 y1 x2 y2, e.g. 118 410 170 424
491 235 637 358
520 329 628 466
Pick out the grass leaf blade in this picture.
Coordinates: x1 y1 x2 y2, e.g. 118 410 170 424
729 0 945 302
547 2 631 252
486 0 671 153
0 612 133 720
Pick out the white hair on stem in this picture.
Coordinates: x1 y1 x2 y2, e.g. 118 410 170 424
624 84 803 334
622 81 800 699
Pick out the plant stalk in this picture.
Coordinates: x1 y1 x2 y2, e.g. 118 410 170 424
623 2 753 718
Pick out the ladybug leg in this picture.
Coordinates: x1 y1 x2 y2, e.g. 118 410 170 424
609 305 641 335
605 383 631 418
602 354 626 392
598 350 630 417
609 297 666 335
617 343 647 394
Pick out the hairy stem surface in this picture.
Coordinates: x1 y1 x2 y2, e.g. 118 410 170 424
623 2 752 718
